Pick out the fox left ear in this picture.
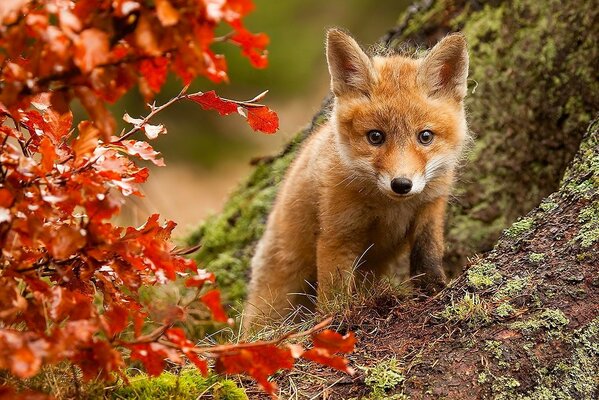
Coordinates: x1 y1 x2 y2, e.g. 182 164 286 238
417 33 469 101
326 29 376 97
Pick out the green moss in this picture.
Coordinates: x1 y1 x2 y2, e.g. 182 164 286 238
574 200 599 248
111 369 247 400
539 199 558 213
504 217 534 239
437 293 489 328
528 253 545 263
493 277 530 300
561 118 599 196
484 340 503 359
478 372 489 384
510 318 599 399
467 262 502 289
495 302 515 318
362 357 406 399
510 309 569 335
491 376 521 399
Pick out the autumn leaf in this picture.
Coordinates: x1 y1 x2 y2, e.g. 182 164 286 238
155 0 179 26
200 289 228 323
75 87 116 140
73 28 111 73
72 121 100 162
116 140 165 166
215 344 295 395
102 303 129 337
139 57 168 94
311 330 357 354
247 106 279 133
185 269 216 288
301 330 356 374
187 91 238 116
38 136 56 174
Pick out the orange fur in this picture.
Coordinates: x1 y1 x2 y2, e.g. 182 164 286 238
243 30 469 330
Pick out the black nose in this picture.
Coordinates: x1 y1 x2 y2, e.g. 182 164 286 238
391 177 412 194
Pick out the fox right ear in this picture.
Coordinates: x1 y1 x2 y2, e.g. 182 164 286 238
326 29 375 97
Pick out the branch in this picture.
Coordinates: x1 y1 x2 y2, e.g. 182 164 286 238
114 84 191 143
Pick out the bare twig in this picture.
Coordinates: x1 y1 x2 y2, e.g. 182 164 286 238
114 84 192 143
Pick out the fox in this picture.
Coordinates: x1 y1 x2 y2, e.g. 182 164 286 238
243 29 469 330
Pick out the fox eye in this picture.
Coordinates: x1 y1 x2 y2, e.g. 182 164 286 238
418 130 434 145
367 130 385 146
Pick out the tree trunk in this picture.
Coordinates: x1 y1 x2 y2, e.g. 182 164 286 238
187 0 598 397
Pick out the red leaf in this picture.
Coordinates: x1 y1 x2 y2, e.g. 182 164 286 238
184 269 215 288
116 140 165 166
246 106 279 134
301 348 353 374
75 87 116 141
46 224 87 260
73 28 111 73
301 330 356 374
129 342 182 376
215 344 295 395
102 303 129 337
155 0 179 26
38 135 56 174
188 91 238 116
72 121 100 162
139 57 168 93
311 330 356 354
200 289 228 322
0 188 14 208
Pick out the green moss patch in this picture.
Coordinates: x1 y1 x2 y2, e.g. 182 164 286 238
362 358 406 400
504 217 534 239
437 293 490 328
111 369 247 400
493 277 531 300
510 308 569 335
575 200 599 248
467 262 502 289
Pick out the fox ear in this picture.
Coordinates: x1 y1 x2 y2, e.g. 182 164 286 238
418 33 469 100
326 29 375 96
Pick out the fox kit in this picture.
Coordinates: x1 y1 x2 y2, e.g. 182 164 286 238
244 29 469 329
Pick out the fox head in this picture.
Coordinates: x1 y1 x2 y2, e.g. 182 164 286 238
326 29 469 201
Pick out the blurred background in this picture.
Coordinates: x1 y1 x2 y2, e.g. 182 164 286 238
112 0 410 235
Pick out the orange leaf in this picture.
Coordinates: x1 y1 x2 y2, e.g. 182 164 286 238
38 136 56 174
72 121 100 162
247 106 279 134
75 87 116 140
188 91 238 116
117 140 165 166
184 269 215 288
73 28 110 73
200 289 228 322
312 330 356 354
215 344 295 395
155 0 179 26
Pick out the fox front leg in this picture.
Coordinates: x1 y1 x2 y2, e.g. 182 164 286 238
316 234 366 306
409 198 448 294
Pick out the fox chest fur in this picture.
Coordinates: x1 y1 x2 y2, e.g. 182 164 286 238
244 29 469 330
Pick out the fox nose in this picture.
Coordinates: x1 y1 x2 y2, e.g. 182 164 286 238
391 177 412 194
